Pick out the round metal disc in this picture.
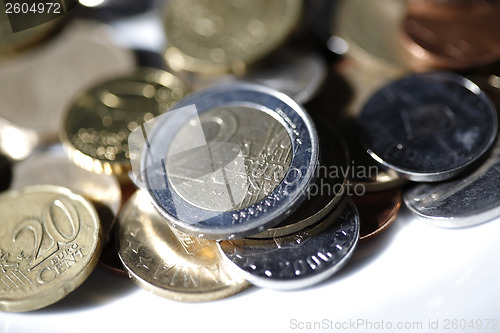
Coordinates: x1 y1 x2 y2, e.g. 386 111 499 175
357 72 498 182
218 198 359 290
400 0 500 71
351 188 402 241
404 139 500 228
248 123 347 239
142 83 319 240
10 145 121 241
0 185 101 312
117 190 251 302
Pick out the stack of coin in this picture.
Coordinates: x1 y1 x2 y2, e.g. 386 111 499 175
1 0 499 312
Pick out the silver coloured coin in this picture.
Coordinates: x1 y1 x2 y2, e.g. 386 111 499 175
404 139 500 228
242 50 327 104
218 198 360 290
142 83 319 240
358 72 498 182
248 123 348 239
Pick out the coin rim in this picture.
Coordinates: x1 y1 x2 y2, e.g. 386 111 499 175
142 83 319 240
217 198 360 290
117 191 252 302
360 72 498 182
60 68 189 176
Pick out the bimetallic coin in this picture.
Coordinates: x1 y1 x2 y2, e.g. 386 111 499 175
143 83 319 240
241 49 327 104
163 0 302 74
351 188 402 241
0 21 135 160
0 185 101 312
117 190 251 302
218 198 360 290
404 140 500 228
10 146 121 241
401 0 500 71
61 68 188 176
249 123 347 239
358 72 498 182
333 0 409 75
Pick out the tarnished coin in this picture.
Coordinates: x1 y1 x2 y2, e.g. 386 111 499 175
332 0 409 75
241 49 327 104
351 188 402 241
401 0 500 71
10 145 121 241
404 140 500 228
218 198 359 290
357 72 498 182
117 190 251 302
248 123 347 239
61 68 188 176
163 0 302 74
0 185 101 312
0 21 135 160
142 83 319 240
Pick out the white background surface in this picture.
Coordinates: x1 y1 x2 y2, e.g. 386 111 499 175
2 206 500 333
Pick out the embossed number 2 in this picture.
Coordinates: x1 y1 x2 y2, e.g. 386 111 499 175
12 198 81 270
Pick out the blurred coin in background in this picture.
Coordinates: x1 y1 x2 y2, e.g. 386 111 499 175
0 21 135 160
163 0 302 74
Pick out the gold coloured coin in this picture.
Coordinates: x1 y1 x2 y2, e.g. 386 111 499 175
0 185 101 312
333 0 410 75
0 21 135 160
10 145 121 242
163 0 302 74
61 68 189 176
117 190 251 302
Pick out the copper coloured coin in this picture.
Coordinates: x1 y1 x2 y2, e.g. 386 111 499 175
350 188 402 242
401 0 500 70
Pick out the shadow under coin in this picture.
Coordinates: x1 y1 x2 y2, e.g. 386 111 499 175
315 205 414 288
33 267 138 314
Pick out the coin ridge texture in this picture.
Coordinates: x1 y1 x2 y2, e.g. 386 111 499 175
163 0 302 74
117 190 251 302
248 123 348 239
357 72 498 182
218 198 360 290
0 185 101 312
404 139 500 228
143 83 319 240
10 146 121 241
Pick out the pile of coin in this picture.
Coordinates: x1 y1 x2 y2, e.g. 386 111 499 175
0 0 499 311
